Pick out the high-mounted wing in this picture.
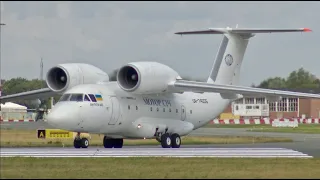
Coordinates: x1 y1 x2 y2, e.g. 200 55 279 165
0 88 56 103
168 80 320 99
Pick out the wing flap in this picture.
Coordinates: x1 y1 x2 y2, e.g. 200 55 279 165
0 88 56 103
169 80 320 99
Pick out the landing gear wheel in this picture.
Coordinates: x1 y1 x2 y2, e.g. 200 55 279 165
74 137 89 148
81 138 89 148
73 138 81 148
103 136 113 148
171 133 181 148
113 139 124 148
103 136 124 148
161 133 171 148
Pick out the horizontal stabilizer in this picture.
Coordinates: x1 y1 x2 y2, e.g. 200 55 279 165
175 27 312 35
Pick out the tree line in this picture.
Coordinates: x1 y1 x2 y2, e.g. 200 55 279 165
253 68 320 91
1 68 319 109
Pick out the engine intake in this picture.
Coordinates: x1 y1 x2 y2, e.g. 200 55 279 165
117 65 140 91
46 63 109 93
117 62 180 94
46 66 69 92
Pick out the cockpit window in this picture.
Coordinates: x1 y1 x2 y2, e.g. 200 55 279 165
84 94 91 101
88 94 97 102
59 94 71 102
69 94 84 102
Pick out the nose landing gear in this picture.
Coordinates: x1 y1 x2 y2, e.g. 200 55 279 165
73 132 89 148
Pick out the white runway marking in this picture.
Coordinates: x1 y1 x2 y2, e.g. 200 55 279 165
0 147 313 158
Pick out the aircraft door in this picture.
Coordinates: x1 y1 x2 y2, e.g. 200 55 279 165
181 105 186 121
108 96 121 125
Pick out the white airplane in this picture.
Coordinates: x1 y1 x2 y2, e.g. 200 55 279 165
1 27 319 149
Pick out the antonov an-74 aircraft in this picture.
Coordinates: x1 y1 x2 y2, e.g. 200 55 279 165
1 27 319 149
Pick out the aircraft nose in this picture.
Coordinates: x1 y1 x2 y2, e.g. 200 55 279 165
47 103 79 128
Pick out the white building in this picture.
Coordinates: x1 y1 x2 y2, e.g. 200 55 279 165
0 102 29 120
230 97 299 119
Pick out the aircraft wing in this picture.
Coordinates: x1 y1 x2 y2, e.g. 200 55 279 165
169 80 320 99
0 88 57 103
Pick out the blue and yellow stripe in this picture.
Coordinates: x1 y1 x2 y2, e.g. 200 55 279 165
95 94 103 101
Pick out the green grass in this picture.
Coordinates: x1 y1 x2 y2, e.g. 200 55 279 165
246 124 320 134
204 123 320 134
204 124 274 128
1 157 320 179
0 129 293 147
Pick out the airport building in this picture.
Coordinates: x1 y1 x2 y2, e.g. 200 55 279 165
221 88 320 119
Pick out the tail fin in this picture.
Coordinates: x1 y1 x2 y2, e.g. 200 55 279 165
175 27 312 85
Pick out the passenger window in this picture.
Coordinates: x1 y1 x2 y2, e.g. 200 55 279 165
128 105 130 110
70 94 83 102
84 95 91 102
190 110 192 114
157 107 159 112
59 94 71 102
169 108 171 112
176 109 178 113
136 106 138 110
150 107 153 111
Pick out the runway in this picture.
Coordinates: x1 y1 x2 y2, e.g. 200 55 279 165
0 147 313 158
1 121 319 158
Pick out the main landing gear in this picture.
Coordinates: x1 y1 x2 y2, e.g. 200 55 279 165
73 133 124 149
73 132 181 149
103 136 124 148
157 133 181 148
73 132 89 148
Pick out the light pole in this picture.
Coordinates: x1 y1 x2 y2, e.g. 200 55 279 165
0 23 5 97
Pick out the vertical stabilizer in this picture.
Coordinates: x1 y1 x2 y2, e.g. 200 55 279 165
175 27 312 86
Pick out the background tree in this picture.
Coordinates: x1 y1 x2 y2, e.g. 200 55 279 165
257 68 319 90
257 77 287 89
1 78 58 109
286 68 319 89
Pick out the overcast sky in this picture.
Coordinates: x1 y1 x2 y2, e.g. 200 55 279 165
0 1 319 86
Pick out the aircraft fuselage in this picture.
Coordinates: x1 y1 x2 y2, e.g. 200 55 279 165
47 82 231 139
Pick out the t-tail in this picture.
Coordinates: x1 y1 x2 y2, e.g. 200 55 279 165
175 27 312 86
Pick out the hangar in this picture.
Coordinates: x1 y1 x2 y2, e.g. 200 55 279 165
222 88 320 119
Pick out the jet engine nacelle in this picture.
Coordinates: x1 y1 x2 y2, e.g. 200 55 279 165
46 63 109 93
117 62 180 94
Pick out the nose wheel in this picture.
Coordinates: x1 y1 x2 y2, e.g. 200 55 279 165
73 132 89 148
74 137 89 148
160 133 181 148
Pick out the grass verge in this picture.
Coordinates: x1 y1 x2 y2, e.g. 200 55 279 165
0 129 292 147
246 126 320 134
205 124 320 134
1 157 320 179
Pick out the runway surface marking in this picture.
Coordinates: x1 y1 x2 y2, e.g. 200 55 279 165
0 148 313 158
